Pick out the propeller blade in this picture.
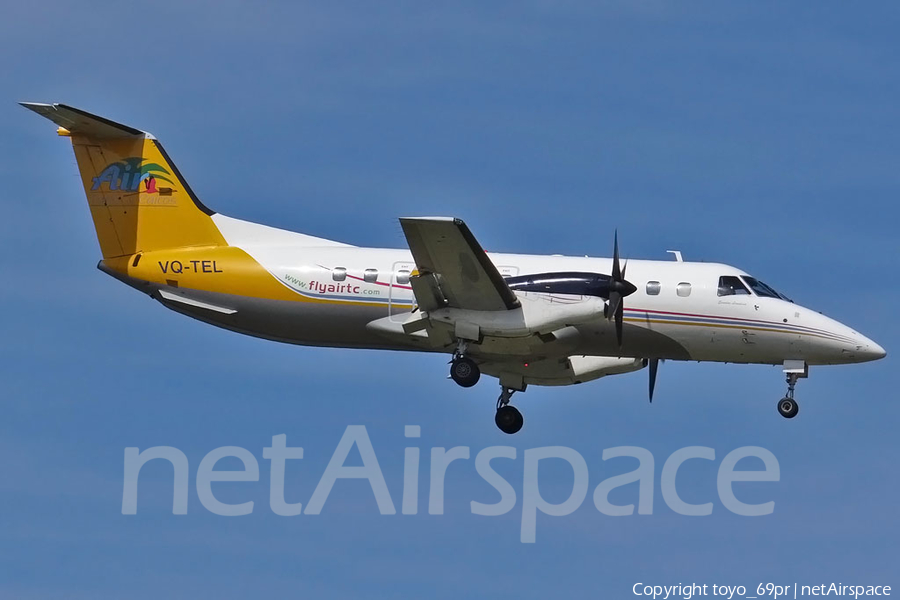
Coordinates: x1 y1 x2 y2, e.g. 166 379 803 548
611 230 621 282
648 358 659 402
615 299 624 347
620 259 637 295
607 291 621 319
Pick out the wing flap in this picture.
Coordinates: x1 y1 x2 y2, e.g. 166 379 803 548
408 271 447 312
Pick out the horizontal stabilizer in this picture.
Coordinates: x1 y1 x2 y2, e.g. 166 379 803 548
19 102 150 139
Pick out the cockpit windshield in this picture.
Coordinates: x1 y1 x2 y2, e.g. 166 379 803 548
717 275 751 297
741 276 791 301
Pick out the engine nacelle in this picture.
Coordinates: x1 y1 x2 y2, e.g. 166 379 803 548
568 355 645 382
428 291 606 340
481 354 644 387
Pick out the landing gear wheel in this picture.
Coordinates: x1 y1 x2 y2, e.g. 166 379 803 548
495 405 524 434
777 397 799 419
450 356 480 388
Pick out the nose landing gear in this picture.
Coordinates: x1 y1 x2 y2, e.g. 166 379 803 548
777 360 807 419
495 387 524 434
777 373 800 419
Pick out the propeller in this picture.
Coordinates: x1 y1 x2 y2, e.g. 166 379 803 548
606 230 637 346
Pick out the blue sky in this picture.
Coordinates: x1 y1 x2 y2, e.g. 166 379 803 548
1 1 898 597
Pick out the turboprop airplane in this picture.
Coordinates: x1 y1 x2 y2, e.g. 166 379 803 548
21 102 886 433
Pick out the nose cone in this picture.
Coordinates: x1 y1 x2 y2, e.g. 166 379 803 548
800 308 886 364
860 337 887 361
838 329 886 364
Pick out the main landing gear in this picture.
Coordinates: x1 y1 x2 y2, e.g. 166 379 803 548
448 342 523 434
777 373 801 419
449 341 481 388
495 387 524 435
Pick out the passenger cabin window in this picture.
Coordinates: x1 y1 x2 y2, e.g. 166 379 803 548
364 268 379 283
332 267 347 282
676 282 692 297
396 270 411 285
717 275 750 297
646 281 661 295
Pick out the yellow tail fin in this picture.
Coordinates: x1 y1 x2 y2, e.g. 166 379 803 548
21 103 225 258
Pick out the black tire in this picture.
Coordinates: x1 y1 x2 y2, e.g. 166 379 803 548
777 397 799 419
450 357 480 388
495 405 524 434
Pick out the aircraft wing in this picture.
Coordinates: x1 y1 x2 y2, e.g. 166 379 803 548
399 217 520 312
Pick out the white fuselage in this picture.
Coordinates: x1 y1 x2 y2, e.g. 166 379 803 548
125 215 884 374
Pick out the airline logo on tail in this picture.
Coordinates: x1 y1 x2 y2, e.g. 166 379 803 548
91 158 175 193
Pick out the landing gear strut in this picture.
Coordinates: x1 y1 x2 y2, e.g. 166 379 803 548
449 341 480 388
777 373 800 419
495 387 524 434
